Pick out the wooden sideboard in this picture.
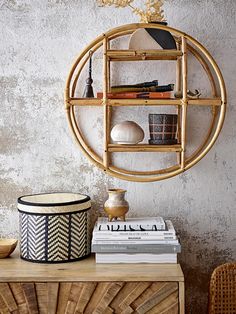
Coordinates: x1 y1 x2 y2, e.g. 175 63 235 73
0 252 184 313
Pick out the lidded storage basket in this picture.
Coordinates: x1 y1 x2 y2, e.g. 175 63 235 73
18 193 91 263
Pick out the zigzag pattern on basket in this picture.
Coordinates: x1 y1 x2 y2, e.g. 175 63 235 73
20 211 89 262
47 215 69 261
70 213 87 259
21 215 47 260
20 213 28 258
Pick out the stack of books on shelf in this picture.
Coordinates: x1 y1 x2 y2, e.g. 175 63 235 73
97 80 174 99
92 217 181 264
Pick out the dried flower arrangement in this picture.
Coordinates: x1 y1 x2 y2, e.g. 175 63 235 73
97 0 166 23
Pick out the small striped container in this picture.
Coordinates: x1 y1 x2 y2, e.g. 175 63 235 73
18 193 91 263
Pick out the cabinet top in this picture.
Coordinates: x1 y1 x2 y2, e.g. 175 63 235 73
0 251 184 282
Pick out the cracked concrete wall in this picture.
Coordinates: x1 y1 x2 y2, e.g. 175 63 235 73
0 0 235 312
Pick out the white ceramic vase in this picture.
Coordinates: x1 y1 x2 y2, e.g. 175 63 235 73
104 189 129 221
111 121 144 144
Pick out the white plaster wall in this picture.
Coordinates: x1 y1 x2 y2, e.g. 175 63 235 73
0 0 235 312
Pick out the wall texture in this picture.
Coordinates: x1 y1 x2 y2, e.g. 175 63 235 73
0 0 235 312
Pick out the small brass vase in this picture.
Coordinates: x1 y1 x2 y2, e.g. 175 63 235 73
104 189 129 222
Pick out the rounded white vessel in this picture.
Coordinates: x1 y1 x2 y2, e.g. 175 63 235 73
111 121 144 144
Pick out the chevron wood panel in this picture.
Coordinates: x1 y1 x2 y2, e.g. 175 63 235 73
57 283 72 314
74 282 97 313
36 283 48 314
0 281 179 313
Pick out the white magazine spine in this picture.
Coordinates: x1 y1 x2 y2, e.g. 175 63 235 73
95 253 177 264
93 234 177 240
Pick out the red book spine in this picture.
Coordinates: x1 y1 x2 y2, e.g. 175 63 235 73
97 92 172 99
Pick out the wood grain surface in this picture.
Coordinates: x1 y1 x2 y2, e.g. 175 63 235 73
0 252 184 282
0 252 184 313
0 281 180 313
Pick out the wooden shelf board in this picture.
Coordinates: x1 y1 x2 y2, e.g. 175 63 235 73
68 98 222 107
69 98 102 106
109 99 181 106
107 49 183 61
188 98 222 106
108 144 182 153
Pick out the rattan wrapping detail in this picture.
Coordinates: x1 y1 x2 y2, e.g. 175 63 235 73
209 263 236 314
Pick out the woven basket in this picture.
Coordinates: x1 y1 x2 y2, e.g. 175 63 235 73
18 193 91 263
209 262 236 314
149 114 178 145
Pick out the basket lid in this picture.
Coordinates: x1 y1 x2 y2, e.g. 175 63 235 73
18 193 91 214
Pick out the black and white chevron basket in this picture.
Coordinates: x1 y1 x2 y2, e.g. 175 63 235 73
18 193 91 263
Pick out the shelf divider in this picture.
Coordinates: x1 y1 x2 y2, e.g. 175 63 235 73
106 49 183 61
109 99 181 106
108 144 182 153
103 37 109 169
107 39 112 168
68 98 222 107
188 98 221 106
181 36 188 169
176 40 182 166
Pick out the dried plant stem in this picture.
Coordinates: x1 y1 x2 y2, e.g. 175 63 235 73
98 0 166 23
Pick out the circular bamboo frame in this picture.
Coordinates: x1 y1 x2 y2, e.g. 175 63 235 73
65 23 227 182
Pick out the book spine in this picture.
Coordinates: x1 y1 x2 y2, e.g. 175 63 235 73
93 230 175 237
97 225 166 232
92 239 179 245
93 235 177 244
96 259 177 264
112 80 159 88
136 92 171 99
95 253 177 264
97 92 172 99
92 244 181 254
110 84 174 94
94 222 168 233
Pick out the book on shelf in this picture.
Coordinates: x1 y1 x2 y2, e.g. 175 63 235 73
111 80 159 89
91 242 181 254
93 220 176 240
96 216 166 231
97 91 173 99
95 253 177 264
110 83 174 94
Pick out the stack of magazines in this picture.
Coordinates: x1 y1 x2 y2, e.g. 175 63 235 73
92 217 181 264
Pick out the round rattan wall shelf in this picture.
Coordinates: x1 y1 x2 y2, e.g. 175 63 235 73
64 23 227 182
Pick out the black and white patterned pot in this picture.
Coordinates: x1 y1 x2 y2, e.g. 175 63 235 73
18 193 91 263
149 114 178 145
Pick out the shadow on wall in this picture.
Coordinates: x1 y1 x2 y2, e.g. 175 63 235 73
173 217 233 313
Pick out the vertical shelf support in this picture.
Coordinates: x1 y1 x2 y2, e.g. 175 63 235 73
103 36 110 169
107 39 112 167
181 36 188 169
176 40 182 165
107 40 111 93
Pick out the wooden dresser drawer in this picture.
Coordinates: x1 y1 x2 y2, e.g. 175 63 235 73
0 253 184 313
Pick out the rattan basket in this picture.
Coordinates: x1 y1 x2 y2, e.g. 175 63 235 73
18 193 91 263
